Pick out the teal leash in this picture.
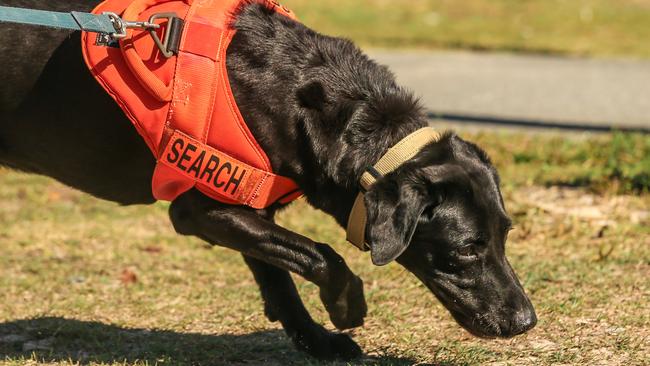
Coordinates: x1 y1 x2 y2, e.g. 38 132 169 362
0 6 117 34
0 6 182 57
0 5 167 48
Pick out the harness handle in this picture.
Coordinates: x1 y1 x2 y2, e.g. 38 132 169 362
120 0 190 102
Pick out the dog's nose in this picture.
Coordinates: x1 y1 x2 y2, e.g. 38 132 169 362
508 307 537 336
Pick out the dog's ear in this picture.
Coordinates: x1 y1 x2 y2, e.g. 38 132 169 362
363 164 460 266
364 176 429 266
297 81 327 111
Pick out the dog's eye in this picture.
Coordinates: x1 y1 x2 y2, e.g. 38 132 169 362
456 245 475 258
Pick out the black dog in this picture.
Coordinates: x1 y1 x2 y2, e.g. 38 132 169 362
0 0 536 360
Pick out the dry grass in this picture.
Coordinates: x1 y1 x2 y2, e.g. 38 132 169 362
0 131 648 365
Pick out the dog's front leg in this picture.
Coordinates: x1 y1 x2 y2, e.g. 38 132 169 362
242 255 362 360
168 191 367 355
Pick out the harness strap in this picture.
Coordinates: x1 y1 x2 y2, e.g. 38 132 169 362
154 130 301 207
346 127 442 250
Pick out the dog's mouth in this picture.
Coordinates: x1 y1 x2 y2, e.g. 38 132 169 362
417 273 537 339
421 277 501 338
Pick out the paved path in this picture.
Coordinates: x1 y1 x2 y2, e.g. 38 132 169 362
370 51 650 130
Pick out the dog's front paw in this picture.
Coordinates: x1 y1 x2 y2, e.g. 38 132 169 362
289 323 362 361
321 273 367 330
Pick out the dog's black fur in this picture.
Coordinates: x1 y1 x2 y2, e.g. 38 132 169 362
0 0 536 360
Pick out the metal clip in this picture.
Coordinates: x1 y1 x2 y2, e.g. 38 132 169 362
95 12 160 46
105 12 160 38
94 11 182 58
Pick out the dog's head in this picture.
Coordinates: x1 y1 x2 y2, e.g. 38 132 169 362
363 133 536 338
288 31 535 337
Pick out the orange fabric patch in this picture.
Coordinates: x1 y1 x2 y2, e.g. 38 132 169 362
157 130 299 207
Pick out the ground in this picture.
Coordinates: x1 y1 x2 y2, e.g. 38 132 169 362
282 0 650 58
0 131 648 365
2 2 648 365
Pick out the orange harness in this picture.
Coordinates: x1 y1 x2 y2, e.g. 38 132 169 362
82 0 302 208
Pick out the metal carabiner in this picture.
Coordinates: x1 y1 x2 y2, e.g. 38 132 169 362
105 11 160 38
96 12 161 46
95 11 181 59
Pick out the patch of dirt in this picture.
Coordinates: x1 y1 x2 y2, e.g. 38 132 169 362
513 186 648 226
508 186 649 246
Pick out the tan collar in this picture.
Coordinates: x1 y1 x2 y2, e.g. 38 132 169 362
346 127 442 250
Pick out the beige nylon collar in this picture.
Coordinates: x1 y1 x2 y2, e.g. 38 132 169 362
346 127 442 250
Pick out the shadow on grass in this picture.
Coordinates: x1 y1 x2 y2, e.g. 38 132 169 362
0 317 427 366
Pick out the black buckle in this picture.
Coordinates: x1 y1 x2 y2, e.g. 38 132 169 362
359 166 383 193
365 166 383 180
148 13 184 58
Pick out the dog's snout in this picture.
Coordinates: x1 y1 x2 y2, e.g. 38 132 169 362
507 307 537 336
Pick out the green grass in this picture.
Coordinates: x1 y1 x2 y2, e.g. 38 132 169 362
0 132 649 365
469 131 650 194
282 0 650 58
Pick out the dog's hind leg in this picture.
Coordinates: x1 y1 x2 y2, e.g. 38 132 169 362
243 255 362 360
169 190 367 359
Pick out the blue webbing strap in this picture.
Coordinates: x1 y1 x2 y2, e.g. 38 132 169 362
0 6 115 34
